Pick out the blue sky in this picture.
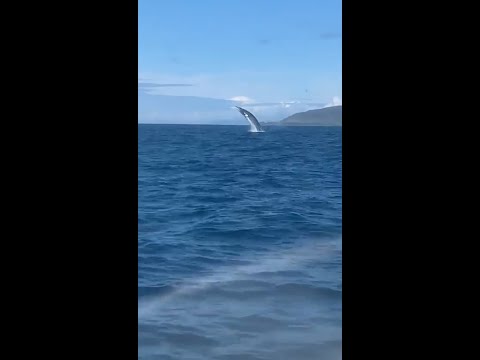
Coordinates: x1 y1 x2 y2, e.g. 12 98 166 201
139 0 342 124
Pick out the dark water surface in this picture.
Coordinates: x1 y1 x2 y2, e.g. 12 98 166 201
139 124 342 360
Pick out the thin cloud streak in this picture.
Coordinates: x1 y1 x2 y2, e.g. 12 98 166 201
138 82 194 88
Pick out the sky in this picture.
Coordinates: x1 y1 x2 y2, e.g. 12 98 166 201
138 0 342 124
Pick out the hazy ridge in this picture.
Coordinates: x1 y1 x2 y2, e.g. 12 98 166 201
263 105 342 127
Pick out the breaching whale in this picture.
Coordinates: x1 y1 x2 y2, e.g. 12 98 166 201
234 106 264 132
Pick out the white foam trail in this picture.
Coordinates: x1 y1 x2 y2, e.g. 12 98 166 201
248 122 265 132
138 237 341 319
249 123 258 132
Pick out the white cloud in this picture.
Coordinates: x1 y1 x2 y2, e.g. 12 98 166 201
138 70 342 123
324 96 342 108
139 70 341 104
228 95 254 104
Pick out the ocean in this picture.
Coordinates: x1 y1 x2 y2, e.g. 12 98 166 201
138 124 342 360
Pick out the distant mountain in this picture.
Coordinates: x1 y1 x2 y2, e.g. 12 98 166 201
264 105 342 126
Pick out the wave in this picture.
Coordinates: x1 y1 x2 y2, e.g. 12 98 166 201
138 237 341 318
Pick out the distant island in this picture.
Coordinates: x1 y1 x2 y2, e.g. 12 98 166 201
262 105 342 126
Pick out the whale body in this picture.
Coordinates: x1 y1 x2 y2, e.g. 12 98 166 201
234 106 264 132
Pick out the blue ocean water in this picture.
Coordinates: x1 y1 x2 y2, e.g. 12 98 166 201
138 124 342 360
